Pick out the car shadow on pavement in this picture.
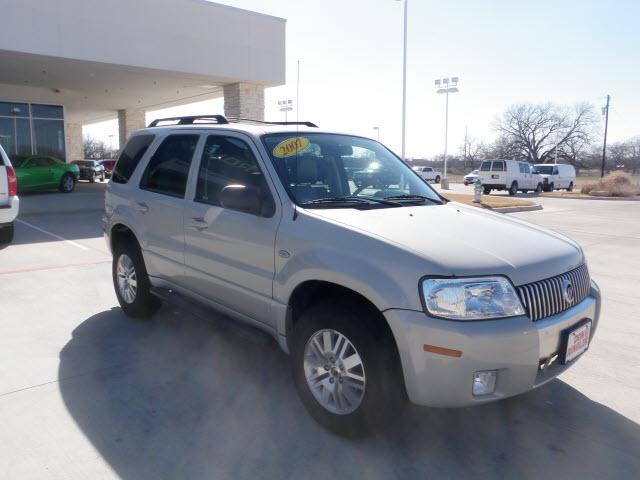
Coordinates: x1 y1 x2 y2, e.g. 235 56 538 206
59 307 640 480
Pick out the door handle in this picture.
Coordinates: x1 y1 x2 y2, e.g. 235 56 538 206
189 217 208 231
135 202 149 214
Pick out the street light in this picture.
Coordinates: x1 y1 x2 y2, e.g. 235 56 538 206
373 126 380 141
395 0 408 160
435 76 459 189
278 99 294 122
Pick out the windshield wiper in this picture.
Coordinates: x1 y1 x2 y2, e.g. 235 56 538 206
301 196 401 208
382 194 444 205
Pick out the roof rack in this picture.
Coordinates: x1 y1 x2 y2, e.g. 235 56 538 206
147 115 229 127
225 117 318 128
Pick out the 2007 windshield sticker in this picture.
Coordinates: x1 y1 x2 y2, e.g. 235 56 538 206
273 137 310 158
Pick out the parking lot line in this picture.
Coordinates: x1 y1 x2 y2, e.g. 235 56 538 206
0 259 111 276
17 219 90 251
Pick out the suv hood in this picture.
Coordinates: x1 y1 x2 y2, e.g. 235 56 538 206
307 202 583 286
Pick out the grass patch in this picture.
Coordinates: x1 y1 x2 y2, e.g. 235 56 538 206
581 172 640 197
441 192 536 209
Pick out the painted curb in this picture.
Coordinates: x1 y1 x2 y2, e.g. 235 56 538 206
493 204 543 214
540 194 640 201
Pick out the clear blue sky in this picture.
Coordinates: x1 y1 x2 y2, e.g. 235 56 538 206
86 0 639 158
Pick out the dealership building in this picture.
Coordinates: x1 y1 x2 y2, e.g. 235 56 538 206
0 0 285 162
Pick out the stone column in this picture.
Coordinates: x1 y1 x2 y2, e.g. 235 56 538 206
64 122 83 162
118 109 146 147
223 83 265 121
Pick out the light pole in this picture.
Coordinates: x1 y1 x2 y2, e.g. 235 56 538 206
373 126 380 141
278 99 293 122
435 76 459 189
395 0 408 160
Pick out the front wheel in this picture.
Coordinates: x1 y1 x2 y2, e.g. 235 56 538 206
0 223 14 245
59 173 75 193
112 240 162 318
291 301 404 436
483 186 492 195
567 182 574 192
434 176 441 184
509 181 518 196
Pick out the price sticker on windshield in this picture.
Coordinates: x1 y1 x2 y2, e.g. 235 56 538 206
273 137 310 158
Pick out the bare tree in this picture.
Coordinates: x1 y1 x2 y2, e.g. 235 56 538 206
83 136 116 160
458 136 484 169
495 102 597 164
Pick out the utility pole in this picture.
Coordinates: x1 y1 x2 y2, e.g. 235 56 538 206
464 126 468 168
601 94 610 178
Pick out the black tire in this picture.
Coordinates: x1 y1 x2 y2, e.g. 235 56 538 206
483 186 491 195
291 300 404 436
509 181 518 196
58 173 75 193
112 239 162 318
535 183 543 193
89 171 96 183
567 182 574 192
435 176 441 184
549 182 555 192
0 223 14 245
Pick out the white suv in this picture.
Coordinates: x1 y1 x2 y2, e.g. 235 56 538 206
104 116 600 435
479 159 543 195
0 144 19 244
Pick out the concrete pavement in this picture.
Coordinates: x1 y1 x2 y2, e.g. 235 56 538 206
1 183 639 479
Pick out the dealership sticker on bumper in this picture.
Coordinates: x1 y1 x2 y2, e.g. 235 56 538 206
562 320 592 364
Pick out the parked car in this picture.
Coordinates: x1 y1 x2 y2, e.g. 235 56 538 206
13 155 79 193
463 169 479 185
99 159 116 179
0 144 19 244
532 163 576 192
72 160 106 183
105 115 600 435
412 166 441 183
479 159 543 195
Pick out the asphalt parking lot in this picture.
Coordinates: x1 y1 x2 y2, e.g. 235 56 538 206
1 183 639 479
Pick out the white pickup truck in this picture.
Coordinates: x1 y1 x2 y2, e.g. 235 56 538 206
413 166 442 183
0 144 19 244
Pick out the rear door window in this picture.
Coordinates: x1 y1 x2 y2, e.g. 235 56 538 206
140 134 199 198
112 135 155 184
492 161 505 171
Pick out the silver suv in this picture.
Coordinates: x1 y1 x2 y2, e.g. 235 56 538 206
104 115 600 435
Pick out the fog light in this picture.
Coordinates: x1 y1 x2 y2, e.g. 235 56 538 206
473 370 497 396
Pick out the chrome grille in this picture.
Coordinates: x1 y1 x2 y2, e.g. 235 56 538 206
516 264 591 321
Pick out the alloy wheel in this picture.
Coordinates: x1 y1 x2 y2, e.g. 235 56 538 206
303 329 366 415
116 254 138 304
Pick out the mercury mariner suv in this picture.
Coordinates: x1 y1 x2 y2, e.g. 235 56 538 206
104 115 600 435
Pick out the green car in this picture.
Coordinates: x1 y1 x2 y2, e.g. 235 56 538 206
12 156 80 193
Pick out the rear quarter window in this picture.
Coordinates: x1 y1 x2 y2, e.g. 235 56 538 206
112 135 155 184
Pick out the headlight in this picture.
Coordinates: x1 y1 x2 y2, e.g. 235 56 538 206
421 277 524 320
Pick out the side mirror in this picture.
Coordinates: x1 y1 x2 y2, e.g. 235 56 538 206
219 184 273 216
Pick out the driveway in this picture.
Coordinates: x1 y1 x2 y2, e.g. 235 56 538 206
1 184 639 479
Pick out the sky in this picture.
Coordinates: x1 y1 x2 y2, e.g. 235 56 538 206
85 0 640 158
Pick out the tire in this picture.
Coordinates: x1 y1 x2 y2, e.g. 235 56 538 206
509 181 518 196
0 223 14 245
291 300 404 436
435 176 441 184
549 182 555 192
535 183 543 193
112 239 162 318
89 171 96 183
59 173 75 193
567 182 574 192
483 186 491 195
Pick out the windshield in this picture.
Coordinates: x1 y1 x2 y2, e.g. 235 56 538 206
262 133 442 208
533 165 554 174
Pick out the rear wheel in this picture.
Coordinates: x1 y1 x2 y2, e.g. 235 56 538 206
509 181 518 196
291 301 404 436
59 173 75 193
0 223 14 245
535 183 543 193
112 239 161 318
434 175 441 184
567 182 574 192
483 186 491 195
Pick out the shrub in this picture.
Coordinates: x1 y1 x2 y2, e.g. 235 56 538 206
581 172 640 197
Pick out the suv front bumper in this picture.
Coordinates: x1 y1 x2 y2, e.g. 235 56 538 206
385 281 601 407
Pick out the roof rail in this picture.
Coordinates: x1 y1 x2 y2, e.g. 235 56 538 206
226 117 318 128
147 115 229 127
